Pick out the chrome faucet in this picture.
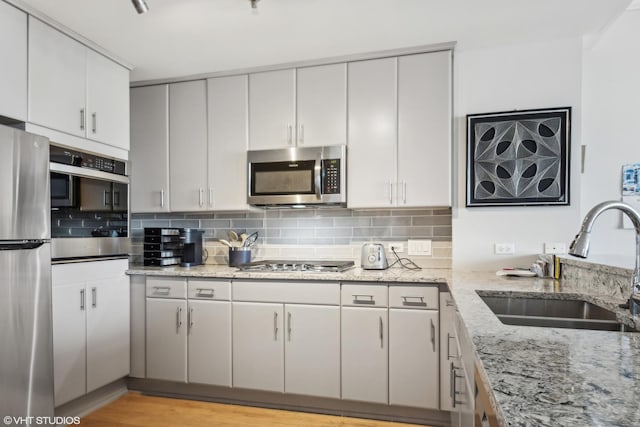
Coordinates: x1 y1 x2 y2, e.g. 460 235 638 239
569 200 640 316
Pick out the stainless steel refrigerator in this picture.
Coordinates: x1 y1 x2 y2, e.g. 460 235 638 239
0 124 54 420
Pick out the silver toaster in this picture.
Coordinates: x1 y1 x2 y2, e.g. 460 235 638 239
361 243 389 270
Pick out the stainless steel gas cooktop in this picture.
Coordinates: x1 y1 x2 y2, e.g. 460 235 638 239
237 260 355 273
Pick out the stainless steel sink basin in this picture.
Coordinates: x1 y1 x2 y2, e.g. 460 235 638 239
478 294 638 332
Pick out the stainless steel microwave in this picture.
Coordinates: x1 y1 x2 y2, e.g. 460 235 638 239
247 145 346 207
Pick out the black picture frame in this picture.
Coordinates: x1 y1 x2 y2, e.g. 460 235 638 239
466 107 571 207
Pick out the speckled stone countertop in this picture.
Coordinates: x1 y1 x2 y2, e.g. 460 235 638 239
450 270 640 427
127 261 640 426
126 264 450 284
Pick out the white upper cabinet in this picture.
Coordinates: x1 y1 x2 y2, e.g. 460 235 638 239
130 85 170 213
398 51 452 207
29 17 86 138
28 17 130 150
296 63 347 147
0 2 27 121
249 64 347 150
86 49 130 149
347 57 398 208
169 80 208 212
207 75 249 210
248 69 296 150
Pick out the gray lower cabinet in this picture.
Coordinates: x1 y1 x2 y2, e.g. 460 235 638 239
146 278 232 386
232 302 285 392
341 306 389 404
232 301 341 398
146 297 188 382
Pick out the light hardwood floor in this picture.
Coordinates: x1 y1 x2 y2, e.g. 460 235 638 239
79 392 429 427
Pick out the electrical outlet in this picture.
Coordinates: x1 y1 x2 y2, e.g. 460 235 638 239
387 242 404 253
408 239 432 256
544 242 567 254
494 243 515 255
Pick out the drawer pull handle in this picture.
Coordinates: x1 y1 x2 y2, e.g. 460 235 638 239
401 296 427 307
352 294 375 305
195 288 215 298
153 286 171 295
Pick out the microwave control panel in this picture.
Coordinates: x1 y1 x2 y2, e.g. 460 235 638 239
50 145 126 175
322 159 341 194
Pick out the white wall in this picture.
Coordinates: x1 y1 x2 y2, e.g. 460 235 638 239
581 9 640 260
452 37 584 270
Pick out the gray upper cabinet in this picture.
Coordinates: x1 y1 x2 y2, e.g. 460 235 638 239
28 17 130 150
348 51 452 208
248 63 347 150
169 80 208 212
248 69 296 150
296 63 347 147
397 51 452 207
207 75 249 211
0 1 27 121
29 17 86 138
130 85 170 213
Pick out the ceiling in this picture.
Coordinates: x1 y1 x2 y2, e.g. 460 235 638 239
16 0 632 83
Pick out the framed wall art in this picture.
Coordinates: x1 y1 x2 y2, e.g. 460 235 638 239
466 107 571 207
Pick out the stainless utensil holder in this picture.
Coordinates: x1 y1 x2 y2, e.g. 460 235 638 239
229 247 252 266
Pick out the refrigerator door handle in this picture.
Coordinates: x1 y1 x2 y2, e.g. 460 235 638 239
0 240 46 251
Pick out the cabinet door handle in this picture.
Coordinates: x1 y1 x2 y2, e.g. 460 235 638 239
402 181 407 204
153 286 171 296
176 306 183 332
287 312 292 341
103 190 110 207
388 181 393 205
287 124 293 145
80 108 85 131
91 112 97 133
379 316 384 348
160 189 165 208
450 362 456 408
91 287 97 308
199 188 204 207
401 296 427 307
430 319 436 352
195 288 214 298
352 294 375 305
298 124 304 144
188 306 194 332
446 333 457 360
80 288 85 311
273 312 279 340
208 187 213 207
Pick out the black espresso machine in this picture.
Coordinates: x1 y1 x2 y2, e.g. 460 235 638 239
143 228 205 267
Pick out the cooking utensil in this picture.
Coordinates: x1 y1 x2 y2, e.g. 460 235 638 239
243 231 258 247
218 239 233 248
228 230 239 242
240 233 248 245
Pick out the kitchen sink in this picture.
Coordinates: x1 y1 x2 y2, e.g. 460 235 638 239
478 293 638 332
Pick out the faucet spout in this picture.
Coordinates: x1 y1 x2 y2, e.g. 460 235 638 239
569 201 640 316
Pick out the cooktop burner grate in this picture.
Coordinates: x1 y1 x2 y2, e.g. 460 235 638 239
237 260 355 273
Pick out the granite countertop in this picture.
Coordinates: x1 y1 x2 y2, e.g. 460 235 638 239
126 264 451 284
450 270 640 427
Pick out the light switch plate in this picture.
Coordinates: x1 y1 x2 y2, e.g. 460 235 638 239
494 243 515 255
408 239 432 256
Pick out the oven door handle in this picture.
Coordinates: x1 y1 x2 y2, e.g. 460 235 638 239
314 153 322 200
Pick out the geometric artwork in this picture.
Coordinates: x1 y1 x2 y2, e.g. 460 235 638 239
466 107 571 207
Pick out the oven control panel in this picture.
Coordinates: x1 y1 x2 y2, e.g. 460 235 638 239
50 145 127 176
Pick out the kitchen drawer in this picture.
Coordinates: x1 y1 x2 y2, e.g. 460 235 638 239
341 283 388 307
146 276 187 299
188 278 231 300
232 280 340 305
389 285 439 310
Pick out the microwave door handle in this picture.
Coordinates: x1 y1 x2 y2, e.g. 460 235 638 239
314 154 322 200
